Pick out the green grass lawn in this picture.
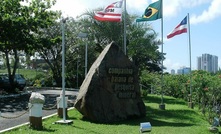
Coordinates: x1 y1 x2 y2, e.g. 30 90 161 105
0 69 44 79
4 95 219 134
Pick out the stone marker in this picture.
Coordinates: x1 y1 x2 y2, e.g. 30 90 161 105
74 42 146 123
29 92 45 129
29 92 45 104
56 96 68 118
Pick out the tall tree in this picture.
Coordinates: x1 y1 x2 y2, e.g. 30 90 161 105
65 18 98 88
35 17 81 87
0 0 59 92
127 22 163 74
77 10 163 75
35 21 63 86
35 17 95 87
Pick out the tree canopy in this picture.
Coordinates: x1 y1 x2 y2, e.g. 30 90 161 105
0 2 164 90
0 0 59 91
76 10 163 74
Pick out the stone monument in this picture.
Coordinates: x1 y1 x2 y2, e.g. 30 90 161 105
74 42 146 123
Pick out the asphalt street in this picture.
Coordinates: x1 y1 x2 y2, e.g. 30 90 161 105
0 89 78 132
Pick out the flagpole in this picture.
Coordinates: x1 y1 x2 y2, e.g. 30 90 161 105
159 0 165 110
187 13 193 108
55 18 73 124
123 0 127 54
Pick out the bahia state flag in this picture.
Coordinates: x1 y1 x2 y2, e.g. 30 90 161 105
94 0 123 22
136 0 162 22
167 16 188 39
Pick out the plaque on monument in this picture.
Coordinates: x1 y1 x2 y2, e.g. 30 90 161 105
74 42 146 123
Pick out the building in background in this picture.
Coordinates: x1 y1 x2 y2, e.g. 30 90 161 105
177 67 191 74
171 69 175 75
197 53 218 73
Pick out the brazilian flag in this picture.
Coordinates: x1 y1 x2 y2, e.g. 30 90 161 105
136 0 162 22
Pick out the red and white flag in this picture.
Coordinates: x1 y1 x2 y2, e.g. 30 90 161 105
94 0 123 22
167 16 188 39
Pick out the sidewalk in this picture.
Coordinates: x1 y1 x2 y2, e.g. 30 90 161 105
0 89 78 132
0 107 75 133
0 86 79 99
0 90 31 99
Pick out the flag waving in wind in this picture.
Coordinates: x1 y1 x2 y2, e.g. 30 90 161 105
94 0 123 22
167 16 188 39
136 0 162 22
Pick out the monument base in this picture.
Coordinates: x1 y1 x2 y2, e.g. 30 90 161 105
29 116 42 130
55 119 73 125
188 102 194 109
57 108 68 118
159 103 166 110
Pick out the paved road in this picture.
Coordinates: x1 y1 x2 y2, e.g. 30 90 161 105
0 89 78 131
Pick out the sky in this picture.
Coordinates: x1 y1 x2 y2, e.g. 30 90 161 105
51 0 221 73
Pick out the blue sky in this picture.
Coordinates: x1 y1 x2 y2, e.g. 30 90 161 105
52 0 221 73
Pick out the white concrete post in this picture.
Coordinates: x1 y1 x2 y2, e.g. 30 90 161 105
29 103 43 129
57 97 68 118
29 92 45 130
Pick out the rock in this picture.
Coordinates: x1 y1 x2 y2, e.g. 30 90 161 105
74 42 146 123
29 92 45 104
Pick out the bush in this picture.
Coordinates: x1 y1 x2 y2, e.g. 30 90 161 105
141 89 148 98
33 79 41 87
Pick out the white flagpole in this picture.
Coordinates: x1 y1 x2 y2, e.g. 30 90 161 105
159 0 165 109
55 18 73 124
123 0 126 54
187 13 193 108
61 19 66 121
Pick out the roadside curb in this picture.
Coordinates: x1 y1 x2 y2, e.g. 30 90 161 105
26 87 79 91
0 87 79 99
0 107 75 133
0 91 32 99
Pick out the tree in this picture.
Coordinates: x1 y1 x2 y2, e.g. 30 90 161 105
76 10 163 75
32 8 164 88
0 0 59 92
65 18 99 88
127 22 163 74
35 20 63 86
34 17 96 88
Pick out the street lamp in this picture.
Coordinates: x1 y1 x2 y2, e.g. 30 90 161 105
78 32 88 77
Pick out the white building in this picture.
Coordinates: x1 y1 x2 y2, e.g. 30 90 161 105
177 67 191 75
197 54 218 73
171 69 175 75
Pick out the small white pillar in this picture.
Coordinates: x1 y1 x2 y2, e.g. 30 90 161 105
57 97 68 118
29 92 45 130
29 103 43 129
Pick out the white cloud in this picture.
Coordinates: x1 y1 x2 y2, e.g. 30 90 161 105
51 0 217 21
51 0 84 17
163 0 210 18
219 59 221 69
163 0 181 18
179 0 210 7
51 0 120 18
164 59 182 72
127 0 148 15
191 0 221 24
